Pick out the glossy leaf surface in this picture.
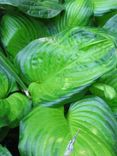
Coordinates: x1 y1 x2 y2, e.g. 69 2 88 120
16 27 117 106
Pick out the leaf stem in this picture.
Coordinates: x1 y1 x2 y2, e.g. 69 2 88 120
64 129 80 156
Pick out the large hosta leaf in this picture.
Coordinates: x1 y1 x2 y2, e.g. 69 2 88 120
54 0 93 32
0 93 31 128
92 0 117 16
0 13 48 58
0 145 12 156
16 27 117 106
19 97 117 156
0 0 64 18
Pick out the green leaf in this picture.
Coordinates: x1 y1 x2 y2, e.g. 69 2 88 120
16 27 117 106
0 145 12 156
100 69 117 93
89 83 117 111
0 67 9 98
54 0 93 32
90 83 117 102
0 93 31 128
90 83 117 120
0 13 48 58
90 69 117 119
0 49 29 92
0 0 64 18
19 97 117 156
92 0 117 16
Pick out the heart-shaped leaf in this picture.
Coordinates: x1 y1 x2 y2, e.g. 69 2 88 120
19 97 117 156
16 27 117 106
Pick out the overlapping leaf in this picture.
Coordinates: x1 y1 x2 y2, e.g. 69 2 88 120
90 69 117 119
0 0 64 18
16 27 117 106
0 13 48 58
54 0 93 32
0 60 31 128
0 93 31 128
19 97 117 156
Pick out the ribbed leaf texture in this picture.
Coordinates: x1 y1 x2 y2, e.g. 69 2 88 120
19 97 117 156
16 27 117 106
54 0 93 32
0 13 48 58
92 0 117 16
